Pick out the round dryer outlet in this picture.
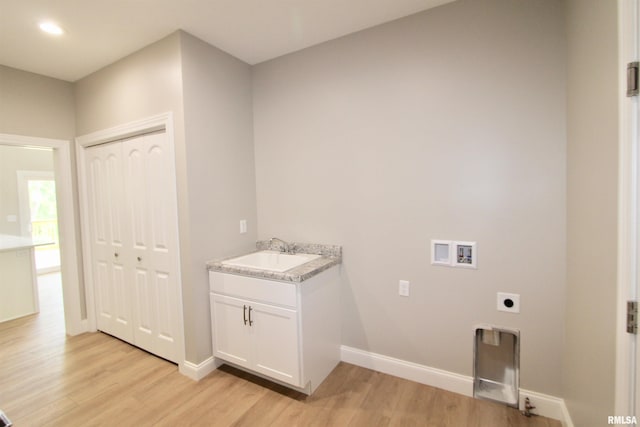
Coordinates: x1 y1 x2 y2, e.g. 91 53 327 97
497 292 520 313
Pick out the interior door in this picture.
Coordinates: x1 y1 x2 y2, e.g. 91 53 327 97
85 142 134 343
123 132 182 363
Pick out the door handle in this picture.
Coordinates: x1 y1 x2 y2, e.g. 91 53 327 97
243 305 247 325
248 306 253 326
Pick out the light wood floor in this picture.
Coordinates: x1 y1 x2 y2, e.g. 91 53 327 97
0 274 561 426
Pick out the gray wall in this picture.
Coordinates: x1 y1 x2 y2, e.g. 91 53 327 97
564 0 618 425
0 65 75 140
0 146 54 236
179 32 257 362
253 0 567 395
75 31 257 364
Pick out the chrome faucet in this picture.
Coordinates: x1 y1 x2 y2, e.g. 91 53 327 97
270 237 294 254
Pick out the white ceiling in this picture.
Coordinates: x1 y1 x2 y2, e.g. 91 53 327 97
0 0 454 83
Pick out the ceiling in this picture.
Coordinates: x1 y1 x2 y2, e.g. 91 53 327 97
0 0 454 83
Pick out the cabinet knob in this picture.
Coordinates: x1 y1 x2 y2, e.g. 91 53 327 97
114 252 119 258
137 256 142 262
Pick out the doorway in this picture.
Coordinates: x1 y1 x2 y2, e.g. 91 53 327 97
0 134 84 335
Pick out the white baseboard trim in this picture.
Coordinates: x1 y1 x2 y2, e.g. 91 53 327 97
340 345 472 396
518 388 568 424
340 345 568 423
179 356 222 381
65 319 89 336
559 400 575 427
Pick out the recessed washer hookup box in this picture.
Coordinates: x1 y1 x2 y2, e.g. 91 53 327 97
473 325 520 408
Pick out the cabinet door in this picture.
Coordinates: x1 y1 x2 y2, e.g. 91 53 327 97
123 132 182 363
250 301 300 387
211 294 251 369
85 142 134 343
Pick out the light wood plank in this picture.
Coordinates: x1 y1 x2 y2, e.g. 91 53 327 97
0 273 562 427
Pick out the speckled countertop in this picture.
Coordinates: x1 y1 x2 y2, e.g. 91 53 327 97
206 241 342 283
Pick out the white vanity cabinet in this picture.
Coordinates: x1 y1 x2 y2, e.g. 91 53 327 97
210 294 300 386
209 265 340 394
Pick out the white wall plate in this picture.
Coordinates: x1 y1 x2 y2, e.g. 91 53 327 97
497 292 520 313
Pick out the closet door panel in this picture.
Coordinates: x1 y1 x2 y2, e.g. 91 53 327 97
126 147 147 252
148 143 171 253
123 132 181 363
85 143 133 343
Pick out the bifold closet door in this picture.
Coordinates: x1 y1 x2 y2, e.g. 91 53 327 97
122 132 181 363
85 131 181 363
85 141 134 343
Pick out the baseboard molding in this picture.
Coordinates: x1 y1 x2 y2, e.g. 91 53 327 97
559 400 575 427
65 318 89 336
340 345 472 396
340 345 567 423
179 356 222 381
518 388 569 424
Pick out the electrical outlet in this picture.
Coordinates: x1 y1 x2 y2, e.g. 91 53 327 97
239 219 247 234
497 292 520 313
399 280 410 297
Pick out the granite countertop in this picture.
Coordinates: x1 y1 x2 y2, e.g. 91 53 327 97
207 241 342 283
0 234 54 253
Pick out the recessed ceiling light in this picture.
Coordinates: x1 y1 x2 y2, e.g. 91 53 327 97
39 22 64 36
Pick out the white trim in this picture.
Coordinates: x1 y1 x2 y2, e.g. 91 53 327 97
179 357 222 381
617 0 639 417
75 112 186 368
75 136 96 332
76 113 170 148
516 389 568 424
0 133 85 336
340 345 472 396
560 400 575 427
340 345 567 422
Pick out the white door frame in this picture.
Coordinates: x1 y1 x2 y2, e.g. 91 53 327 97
75 112 186 368
617 0 640 417
0 134 85 335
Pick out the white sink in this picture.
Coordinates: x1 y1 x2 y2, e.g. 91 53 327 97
221 250 321 272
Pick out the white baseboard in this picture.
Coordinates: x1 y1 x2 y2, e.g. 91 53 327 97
559 400 575 427
518 388 569 424
65 319 89 336
340 345 472 396
179 356 222 381
340 345 568 423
